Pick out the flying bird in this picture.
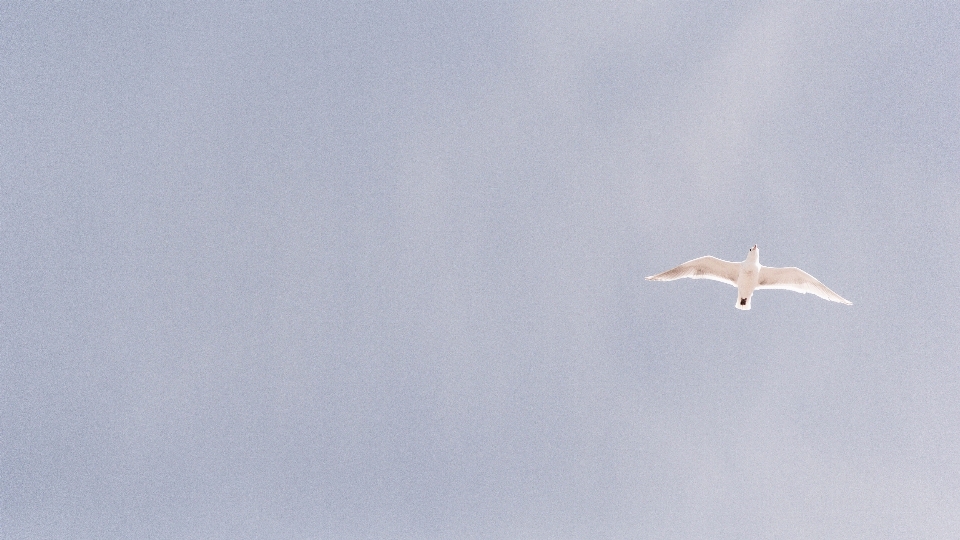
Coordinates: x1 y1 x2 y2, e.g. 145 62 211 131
646 245 852 310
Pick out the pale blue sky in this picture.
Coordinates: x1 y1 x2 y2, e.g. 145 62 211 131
3 2 959 538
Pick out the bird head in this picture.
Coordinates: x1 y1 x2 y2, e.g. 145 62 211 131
748 245 759 259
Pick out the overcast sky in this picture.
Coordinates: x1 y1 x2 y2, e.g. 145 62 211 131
3 2 960 538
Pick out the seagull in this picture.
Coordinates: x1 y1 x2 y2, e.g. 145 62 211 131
646 245 852 310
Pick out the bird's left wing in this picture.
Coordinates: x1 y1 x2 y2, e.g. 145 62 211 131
645 256 739 287
757 266 852 305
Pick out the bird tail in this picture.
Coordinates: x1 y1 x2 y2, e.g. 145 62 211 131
736 296 751 310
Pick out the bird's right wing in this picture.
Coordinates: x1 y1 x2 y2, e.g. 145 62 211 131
645 256 739 287
756 266 852 305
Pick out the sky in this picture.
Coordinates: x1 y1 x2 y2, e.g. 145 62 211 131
2 1 959 538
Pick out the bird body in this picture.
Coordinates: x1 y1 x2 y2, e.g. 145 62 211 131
736 249 761 310
646 245 851 310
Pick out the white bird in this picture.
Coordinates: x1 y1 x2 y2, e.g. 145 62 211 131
645 245 852 310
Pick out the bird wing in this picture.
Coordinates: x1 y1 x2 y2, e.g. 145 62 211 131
645 256 739 287
756 266 852 305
